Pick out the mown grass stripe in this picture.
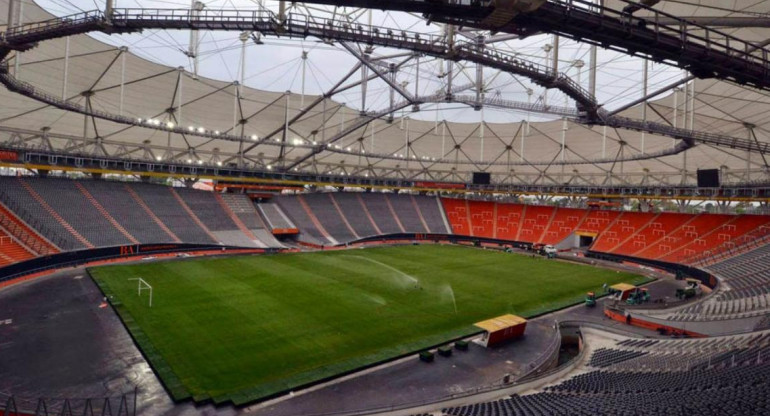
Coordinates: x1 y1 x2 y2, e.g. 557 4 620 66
89 245 650 405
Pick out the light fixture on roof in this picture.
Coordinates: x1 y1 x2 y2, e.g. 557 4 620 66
267 165 273 170
312 140 317 145
187 159 192 163
197 160 203 165
214 130 220 135
188 126 195 132
137 118 143 123
156 156 162 161
216 161 222 166
251 134 258 141
166 122 175 129
197 127 205 133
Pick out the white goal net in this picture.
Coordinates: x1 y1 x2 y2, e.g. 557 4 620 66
128 277 153 307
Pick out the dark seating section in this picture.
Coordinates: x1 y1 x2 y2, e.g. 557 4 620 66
28 178 134 248
0 177 133 249
668 243 770 321
386 194 426 233
331 193 379 237
175 188 239 232
360 193 403 235
274 195 331 245
303 193 357 242
587 348 648 368
443 333 770 416
79 180 173 244
126 183 216 244
221 193 265 230
710 244 770 300
0 177 289 251
257 202 296 231
413 194 451 233
0 177 85 251
271 192 450 245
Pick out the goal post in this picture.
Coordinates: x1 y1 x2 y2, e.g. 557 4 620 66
128 277 153 307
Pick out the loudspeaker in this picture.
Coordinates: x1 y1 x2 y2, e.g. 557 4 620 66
472 172 491 185
697 169 720 188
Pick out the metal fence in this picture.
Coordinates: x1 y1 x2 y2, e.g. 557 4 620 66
0 390 137 416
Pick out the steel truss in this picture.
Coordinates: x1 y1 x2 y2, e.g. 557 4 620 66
0 128 693 185
285 0 770 90
3 147 770 201
0 9 763 153
0 5 766 187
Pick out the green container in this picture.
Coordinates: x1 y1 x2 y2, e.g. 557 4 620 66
419 350 434 362
438 345 453 357
455 340 469 351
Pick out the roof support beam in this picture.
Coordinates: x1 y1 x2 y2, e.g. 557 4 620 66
340 41 414 103
653 16 770 28
607 75 695 116
226 62 366 162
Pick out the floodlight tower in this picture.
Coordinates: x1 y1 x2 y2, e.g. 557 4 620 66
641 59 649 154
542 43 552 106
239 31 250 84
105 0 114 22
522 88 533 162
445 24 456 102
474 34 485 111
570 59 584 109
238 31 250 168
573 60 584 88
188 1 205 79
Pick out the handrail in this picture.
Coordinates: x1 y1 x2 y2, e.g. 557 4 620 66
605 115 770 154
2 10 104 39
608 0 770 62
0 389 137 416
516 326 562 381
541 0 770 82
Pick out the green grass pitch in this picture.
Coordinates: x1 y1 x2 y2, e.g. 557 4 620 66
89 245 650 405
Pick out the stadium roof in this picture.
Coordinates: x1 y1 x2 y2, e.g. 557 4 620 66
1 0 769 187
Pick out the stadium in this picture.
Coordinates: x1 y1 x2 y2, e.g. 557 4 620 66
1 0 770 415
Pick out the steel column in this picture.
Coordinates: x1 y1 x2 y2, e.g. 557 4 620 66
62 37 70 100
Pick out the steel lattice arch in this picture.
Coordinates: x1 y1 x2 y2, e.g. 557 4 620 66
1 0 770 198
